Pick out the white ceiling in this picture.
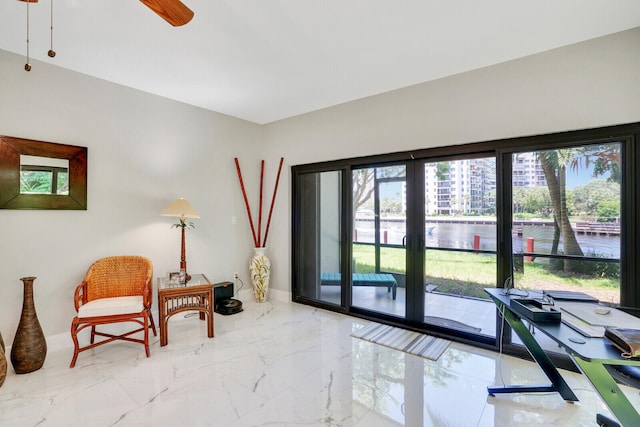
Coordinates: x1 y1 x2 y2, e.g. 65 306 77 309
2 1 640 124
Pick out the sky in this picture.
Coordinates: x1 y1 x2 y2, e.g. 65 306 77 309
566 163 597 189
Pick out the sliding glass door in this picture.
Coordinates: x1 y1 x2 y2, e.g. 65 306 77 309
422 157 497 337
293 159 498 342
352 165 407 318
348 158 497 340
293 170 343 306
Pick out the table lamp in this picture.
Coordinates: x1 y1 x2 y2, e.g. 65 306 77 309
161 198 200 283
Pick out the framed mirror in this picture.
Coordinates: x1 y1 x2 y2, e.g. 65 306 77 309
0 136 87 209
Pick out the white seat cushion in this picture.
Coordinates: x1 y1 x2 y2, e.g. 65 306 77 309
77 296 144 318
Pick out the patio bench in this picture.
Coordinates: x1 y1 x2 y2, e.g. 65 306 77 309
320 272 398 300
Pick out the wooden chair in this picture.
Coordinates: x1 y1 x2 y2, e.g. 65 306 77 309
70 256 156 368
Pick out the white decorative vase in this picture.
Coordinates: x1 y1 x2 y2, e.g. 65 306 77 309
250 247 271 302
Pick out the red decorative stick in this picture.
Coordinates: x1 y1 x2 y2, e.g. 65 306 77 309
262 157 284 247
234 158 259 247
258 160 264 247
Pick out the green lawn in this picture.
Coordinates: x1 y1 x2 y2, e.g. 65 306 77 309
352 243 620 302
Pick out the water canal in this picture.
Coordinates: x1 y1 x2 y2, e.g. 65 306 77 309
354 219 620 259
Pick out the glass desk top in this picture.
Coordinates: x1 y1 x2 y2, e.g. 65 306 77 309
485 288 635 363
158 273 212 290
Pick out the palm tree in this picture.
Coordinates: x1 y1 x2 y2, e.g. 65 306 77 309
538 149 584 271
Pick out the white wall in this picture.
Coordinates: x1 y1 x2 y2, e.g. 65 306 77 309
262 28 640 300
0 49 265 345
1 27 639 346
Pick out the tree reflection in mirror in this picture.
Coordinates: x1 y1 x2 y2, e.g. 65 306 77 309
19 155 69 195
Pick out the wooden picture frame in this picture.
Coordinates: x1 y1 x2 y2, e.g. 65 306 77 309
0 135 87 210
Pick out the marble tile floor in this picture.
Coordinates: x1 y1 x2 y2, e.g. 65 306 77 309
1 297 637 427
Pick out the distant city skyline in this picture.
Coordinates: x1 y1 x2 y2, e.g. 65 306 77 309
371 155 608 216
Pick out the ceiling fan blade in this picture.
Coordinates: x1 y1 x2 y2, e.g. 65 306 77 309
138 0 194 27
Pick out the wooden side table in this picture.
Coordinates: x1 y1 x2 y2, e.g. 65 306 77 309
157 274 214 346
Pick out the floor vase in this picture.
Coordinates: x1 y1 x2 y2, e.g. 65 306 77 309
0 331 6 387
11 277 47 374
250 247 271 302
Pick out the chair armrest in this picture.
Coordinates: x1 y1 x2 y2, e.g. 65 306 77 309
73 282 88 312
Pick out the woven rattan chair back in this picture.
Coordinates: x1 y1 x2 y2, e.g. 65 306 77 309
84 256 152 301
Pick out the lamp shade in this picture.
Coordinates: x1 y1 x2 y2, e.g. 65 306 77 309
161 198 200 219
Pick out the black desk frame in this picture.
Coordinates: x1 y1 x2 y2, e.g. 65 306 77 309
485 288 640 426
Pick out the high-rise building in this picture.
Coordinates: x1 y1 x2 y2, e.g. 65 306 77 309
513 152 547 188
425 158 501 215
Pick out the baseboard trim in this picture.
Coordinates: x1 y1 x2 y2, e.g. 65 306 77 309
7 289 294 354
236 287 291 303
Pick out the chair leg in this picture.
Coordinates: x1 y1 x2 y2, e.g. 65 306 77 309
148 310 157 336
143 311 150 357
90 325 96 344
70 318 80 368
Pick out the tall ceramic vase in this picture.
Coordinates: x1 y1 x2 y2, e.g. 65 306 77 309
250 247 271 303
11 277 47 374
0 330 6 387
